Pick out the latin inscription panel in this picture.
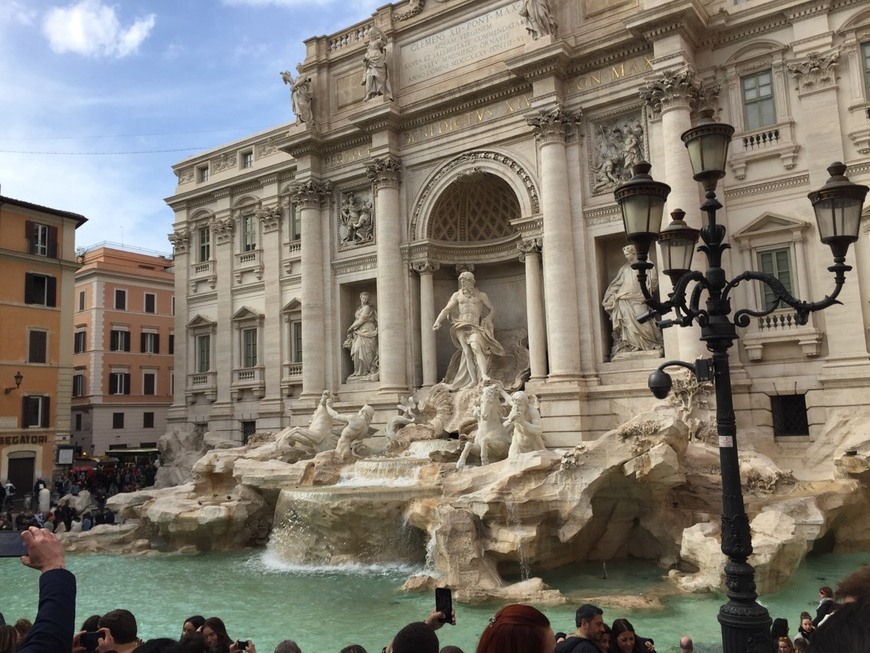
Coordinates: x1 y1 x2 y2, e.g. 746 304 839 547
399 1 526 88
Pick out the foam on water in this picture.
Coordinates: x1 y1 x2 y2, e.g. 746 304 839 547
254 547 424 577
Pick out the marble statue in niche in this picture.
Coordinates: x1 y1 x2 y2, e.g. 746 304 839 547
281 64 313 125
602 244 663 360
338 190 374 246
591 115 645 194
433 271 505 389
344 291 379 382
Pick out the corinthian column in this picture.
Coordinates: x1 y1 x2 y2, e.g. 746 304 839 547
367 157 408 393
640 70 708 362
526 106 581 380
412 260 440 387
517 239 547 380
291 179 332 399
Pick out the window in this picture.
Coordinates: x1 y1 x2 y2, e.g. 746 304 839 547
242 214 257 251
771 394 809 436
863 42 870 98
242 420 256 444
143 372 156 396
171 296 175 316
74 413 82 431
109 372 131 395
74 330 87 354
113 412 125 429
78 290 86 311
143 412 155 429
198 226 211 263
757 247 793 311
144 293 156 314
24 273 57 306
27 221 57 258
72 373 84 397
196 334 211 373
22 395 50 428
290 204 301 242
742 70 775 131
241 151 254 169
291 320 303 362
28 330 48 364
141 332 160 354
197 165 209 183
169 334 175 355
242 327 258 368
110 329 131 352
115 289 127 310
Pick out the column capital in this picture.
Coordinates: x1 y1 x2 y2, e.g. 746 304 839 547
290 179 333 208
411 260 440 275
213 215 235 245
168 228 190 255
526 105 581 144
517 238 542 262
787 49 839 95
367 156 402 189
640 69 710 115
257 205 282 233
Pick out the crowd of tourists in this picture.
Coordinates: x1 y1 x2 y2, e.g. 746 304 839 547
2 528 869 653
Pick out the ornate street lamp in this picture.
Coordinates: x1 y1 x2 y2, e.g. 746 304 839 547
614 108 868 653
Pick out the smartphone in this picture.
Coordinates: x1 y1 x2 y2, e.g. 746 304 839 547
0 532 27 558
435 587 453 625
80 631 103 651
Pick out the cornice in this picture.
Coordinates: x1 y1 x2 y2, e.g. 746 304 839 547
623 0 710 49
332 252 378 275
504 40 574 82
723 174 811 201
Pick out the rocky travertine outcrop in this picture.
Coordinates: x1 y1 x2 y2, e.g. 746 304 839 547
61 404 870 604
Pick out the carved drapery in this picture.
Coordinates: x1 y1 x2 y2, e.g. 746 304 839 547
787 50 839 95
526 106 580 144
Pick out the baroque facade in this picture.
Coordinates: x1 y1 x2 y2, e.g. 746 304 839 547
166 0 870 446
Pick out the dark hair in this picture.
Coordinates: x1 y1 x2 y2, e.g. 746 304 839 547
179 632 207 653
0 625 17 653
835 567 870 602
819 586 834 598
799 612 811 622
771 618 789 640
339 646 367 653
202 617 231 644
13 618 31 637
274 641 302 653
609 619 639 653
575 604 603 629
81 615 102 632
184 616 205 632
133 638 183 653
476 604 550 653
100 609 138 644
393 622 438 653
440 647 464 653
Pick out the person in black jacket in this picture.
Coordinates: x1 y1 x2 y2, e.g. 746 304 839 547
555 604 605 653
15 527 76 653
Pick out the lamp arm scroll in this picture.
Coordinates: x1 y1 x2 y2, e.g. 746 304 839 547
727 270 847 327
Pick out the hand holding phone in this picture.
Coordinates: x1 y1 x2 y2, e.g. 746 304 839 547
435 587 454 626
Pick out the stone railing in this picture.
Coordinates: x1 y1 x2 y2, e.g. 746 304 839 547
742 128 780 150
186 371 217 404
328 24 372 51
741 310 822 361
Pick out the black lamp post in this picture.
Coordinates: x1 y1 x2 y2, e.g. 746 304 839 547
614 108 868 653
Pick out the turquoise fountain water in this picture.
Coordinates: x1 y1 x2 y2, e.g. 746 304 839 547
2 550 868 652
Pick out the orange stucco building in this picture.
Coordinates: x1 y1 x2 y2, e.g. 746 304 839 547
71 246 175 456
0 195 86 492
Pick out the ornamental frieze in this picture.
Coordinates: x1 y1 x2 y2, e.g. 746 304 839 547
787 50 839 94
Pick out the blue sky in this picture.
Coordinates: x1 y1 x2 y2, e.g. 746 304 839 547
0 0 383 254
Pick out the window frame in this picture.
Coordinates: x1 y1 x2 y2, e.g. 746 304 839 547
144 293 156 314
196 334 211 374
109 371 131 395
741 69 776 131
141 331 160 354
115 289 127 311
756 246 795 312
22 395 50 428
72 373 85 397
143 412 155 429
241 150 254 169
78 290 85 311
197 165 209 183
24 273 57 307
28 329 48 364
112 412 125 429
74 330 87 354
110 328 131 352
142 371 157 396
290 203 301 242
242 213 257 252
241 326 258 368
198 225 211 263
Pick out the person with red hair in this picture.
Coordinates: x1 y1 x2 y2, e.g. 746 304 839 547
476 604 556 653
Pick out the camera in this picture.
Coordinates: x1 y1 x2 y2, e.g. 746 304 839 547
235 640 249 651
80 632 102 652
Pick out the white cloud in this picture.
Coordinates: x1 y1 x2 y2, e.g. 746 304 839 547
0 1 37 28
42 0 155 58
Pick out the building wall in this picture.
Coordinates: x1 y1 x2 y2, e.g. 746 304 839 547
0 196 86 486
165 0 870 445
71 247 175 455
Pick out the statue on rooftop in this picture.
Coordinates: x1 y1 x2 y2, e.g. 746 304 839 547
281 64 313 125
519 0 557 40
362 28 392 101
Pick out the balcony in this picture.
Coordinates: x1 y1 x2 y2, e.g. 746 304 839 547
728 121 799 180
231 366 265 400
280 362 303 396
741 310 822 361
234 249 264 284
190 260 217 293
186 370 217 403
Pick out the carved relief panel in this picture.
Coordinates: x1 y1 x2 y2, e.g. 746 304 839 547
337 189 375 249
587 110 646 196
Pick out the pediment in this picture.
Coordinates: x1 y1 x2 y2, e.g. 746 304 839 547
282 298 301 312
231 306 264 321
733 213 809 248
187 314 216 328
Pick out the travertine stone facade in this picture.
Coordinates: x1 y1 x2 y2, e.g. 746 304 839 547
166 0 870 446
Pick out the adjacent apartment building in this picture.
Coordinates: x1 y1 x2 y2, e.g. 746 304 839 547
71 245 175 456
0 194 86 489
